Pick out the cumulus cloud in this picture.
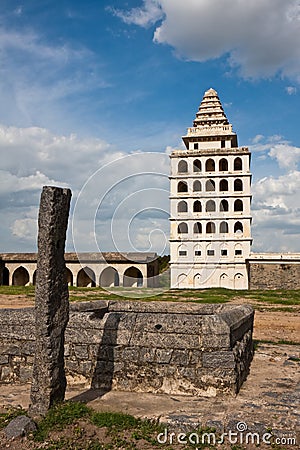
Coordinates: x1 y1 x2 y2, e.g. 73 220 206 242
115 0 300 82
250 134 300 251
252 170 300 251
0 124 170 253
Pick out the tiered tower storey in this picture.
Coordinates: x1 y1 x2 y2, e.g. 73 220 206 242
170 88 252 289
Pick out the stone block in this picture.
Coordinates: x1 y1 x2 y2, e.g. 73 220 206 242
202 351 235 369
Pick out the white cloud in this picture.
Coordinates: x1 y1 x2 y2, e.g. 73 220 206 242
285 86 297 95
269 144 300 171
115 0 300 82
0 23 108 129
108 1 163 27
0 124 170 253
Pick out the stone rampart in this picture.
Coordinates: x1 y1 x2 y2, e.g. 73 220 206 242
248 262 300 290
0 301 254 397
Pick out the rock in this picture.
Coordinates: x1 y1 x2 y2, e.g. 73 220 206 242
4 415 36 439
29 186 72 417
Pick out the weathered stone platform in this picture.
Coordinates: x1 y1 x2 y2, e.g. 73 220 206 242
0 300 253 396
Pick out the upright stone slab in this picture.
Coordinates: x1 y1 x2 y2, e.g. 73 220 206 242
30 186 71 416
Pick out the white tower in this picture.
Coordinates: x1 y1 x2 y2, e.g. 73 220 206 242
170 88 252 289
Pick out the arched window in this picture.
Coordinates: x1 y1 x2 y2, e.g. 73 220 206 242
178 160 188 173
178 222 188 234
206 179 215 191
235 244 243 256
178 201 188 213
219 179 228 191
178 244 187 256
234 179 243 191
193 180 202 192
193 200 202 212
194 244 202 256
193 159 201 172
206 222 216 233
178 181 188 193
193 222 202 234
219 158 228 171
206 200 216 212
220 199 229 212
220 221 229 233
234 199 243 212
205 158 215 172
234 157 243 171
234 221 243 234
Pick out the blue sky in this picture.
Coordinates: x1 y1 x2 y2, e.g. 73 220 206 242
1 0 300 254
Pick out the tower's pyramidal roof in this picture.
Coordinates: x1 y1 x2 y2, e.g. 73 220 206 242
193 88 229 127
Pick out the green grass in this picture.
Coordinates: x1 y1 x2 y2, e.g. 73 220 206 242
31 401 164 447
0 285 35 296
33 401 90 441
1 285 300 306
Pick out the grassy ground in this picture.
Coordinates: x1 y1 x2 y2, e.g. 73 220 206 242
1 401 286 450
1 285 300 306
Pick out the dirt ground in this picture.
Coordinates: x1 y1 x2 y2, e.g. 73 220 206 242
0 294 299 449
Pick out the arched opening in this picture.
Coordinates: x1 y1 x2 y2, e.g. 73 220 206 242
178 244 187 257
234 179 243 191
77 267 96 287
2 267 9 285
177 273 187 287
178 160 188 173
220 199 229 212
206 222 216 233
206 200 216 212
33 270 37 285
206 179 215 191
194 244 202 257
178 181 188 193
178 201 188 213
178 222 188 234
193 200 202 212
193 180 202 192
123 266 143 287
100 267 119 287
205 158 215 172
193 273 201 287
193 159 201 172
220 273 229 288
234 157 243 171
234 273 244 289
235 244 243 257
12 266 30 286
234 199 243 212
219 158 228 171
193 222 202 234
65 268 73 286
220 221 229 233
234 221 244 235
219 179 228 191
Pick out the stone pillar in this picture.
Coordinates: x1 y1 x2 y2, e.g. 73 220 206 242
30 186 72 417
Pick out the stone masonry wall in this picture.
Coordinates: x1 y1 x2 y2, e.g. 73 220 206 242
248 262 300 290
0 301 254 397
